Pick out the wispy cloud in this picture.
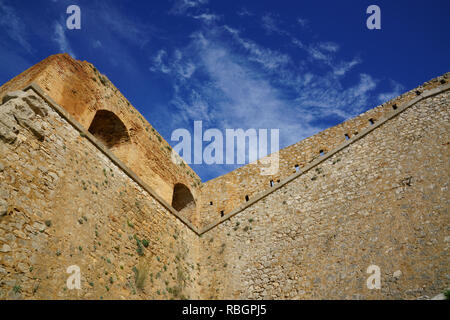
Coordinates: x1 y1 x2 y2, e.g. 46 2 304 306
237 7 254 17
318 42 340 53
147 4 405 178
378 80 405 103
333 58 361 76
261 13 362 76
258 15 361 77
150 49 196 79
192 13 220 23
53 21 76 58
97 3 156 48
170 0 209 15
224 26 291 71
296 17 309 27
150 22 380 154
0 0 32 53
261 13 283 35
150 49 171 74
93 40 102 49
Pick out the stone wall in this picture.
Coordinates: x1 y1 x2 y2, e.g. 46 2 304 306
0 54 202 226
197 73 449 230
0 89 200 299
197 88 449 299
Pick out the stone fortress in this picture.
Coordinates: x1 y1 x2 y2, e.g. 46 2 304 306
0 54 448 299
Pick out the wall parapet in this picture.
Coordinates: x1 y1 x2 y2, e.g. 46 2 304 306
198 82 450 234
197 73 449 229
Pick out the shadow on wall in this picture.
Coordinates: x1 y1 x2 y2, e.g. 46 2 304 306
88 109 131 159
172 183 196 221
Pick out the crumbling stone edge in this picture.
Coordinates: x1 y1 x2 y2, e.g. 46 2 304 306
20 82 450 236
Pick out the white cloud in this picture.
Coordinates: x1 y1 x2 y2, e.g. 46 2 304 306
150 49 171 74
180 32 313 146
150 49 197 80
257 15 357 77
93 40 102 48
172 88 212 122
192 13 220 23
297 17 308 27
318 42 340 53
170 0 209 15
224 26 291 71
237 8 253 17
151 27 373 151
333 58 361 76
261 13 282 34
97 3 156 48
378 80 405 103
292 73 378 120
0 1 32 52
307 46 332 63
53 22 76 58
150 15 396 159
291 37 304 49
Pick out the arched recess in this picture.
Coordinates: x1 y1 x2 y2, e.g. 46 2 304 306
172 183 196 217
88 110 131 158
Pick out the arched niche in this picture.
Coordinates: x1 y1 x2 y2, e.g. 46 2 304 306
172 183 196 214
88 110 130 151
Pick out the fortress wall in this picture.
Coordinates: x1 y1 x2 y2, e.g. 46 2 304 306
198 89 449 299
0 89 200 300
0 54 201 226
198 74 449 229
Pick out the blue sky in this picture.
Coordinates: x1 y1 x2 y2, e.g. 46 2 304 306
1 0 449 181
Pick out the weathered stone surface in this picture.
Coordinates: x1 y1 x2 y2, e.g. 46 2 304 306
0 244 11 252
1 90 26 104
0 199 7 216
430 292 448 300
0 91 47 143
199 88 450 300
0 88 199 300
